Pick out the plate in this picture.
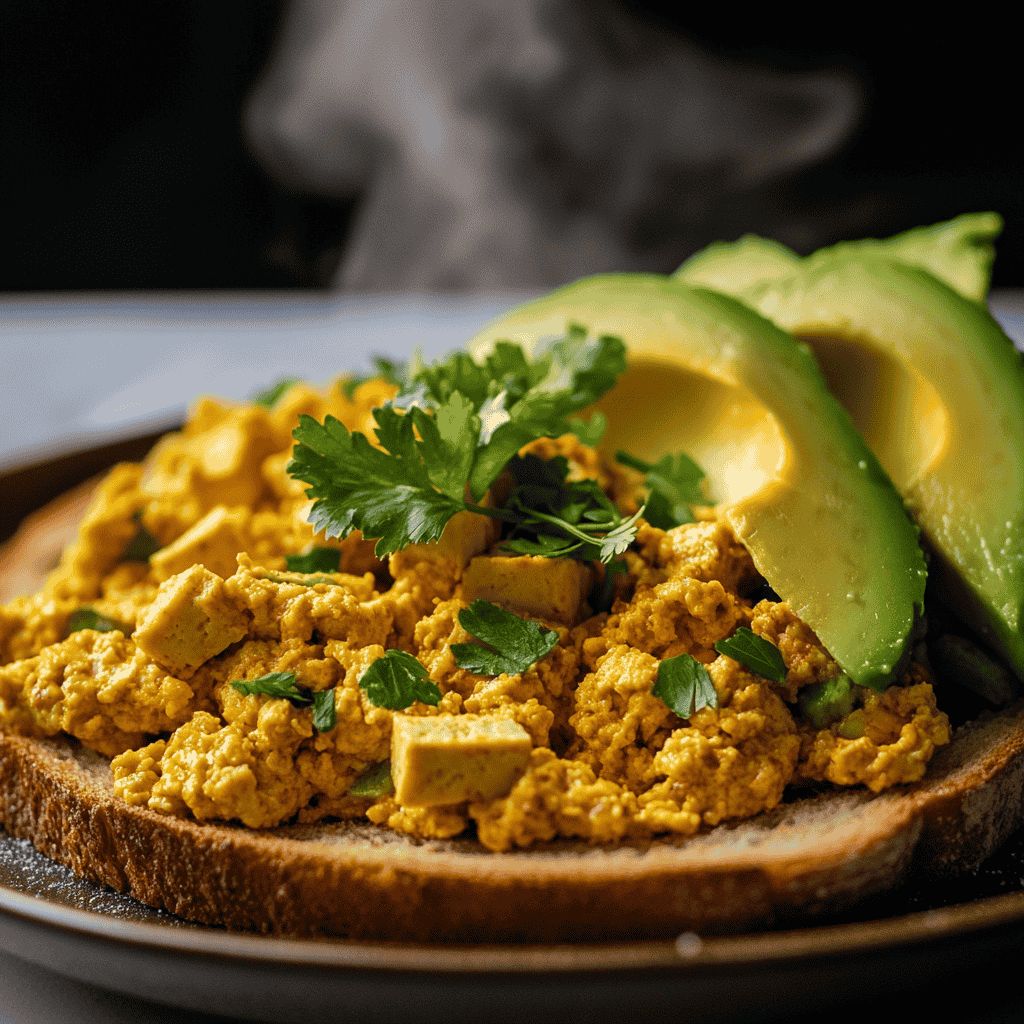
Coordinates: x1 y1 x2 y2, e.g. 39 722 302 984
4 824 1024 1023
3 292 1024 1022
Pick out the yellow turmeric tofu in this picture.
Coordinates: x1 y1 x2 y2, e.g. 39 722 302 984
134 565 248 678
462 554 593 625
150 506 251 581
391 713 532 806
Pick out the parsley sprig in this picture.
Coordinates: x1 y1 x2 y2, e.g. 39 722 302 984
287 329 633 561
499 454 643 563
229 671 337 731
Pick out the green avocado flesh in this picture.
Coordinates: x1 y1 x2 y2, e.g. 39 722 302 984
741 255 1024 678
673 235 799 294
675 212 1001 304
467 274 926 690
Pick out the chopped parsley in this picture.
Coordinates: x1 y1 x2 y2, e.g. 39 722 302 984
714 628 787 685
312 689 337 732
120 511 161 563
358 650 442 709
229 671 337 731
451 600 559 676
284 547 342 574
347 760 395 798
251 376 301 410
287 329 634 562
65 608 131 637
259 570 343 587
341 357 408 399
615 450 708 529
653 653 718 719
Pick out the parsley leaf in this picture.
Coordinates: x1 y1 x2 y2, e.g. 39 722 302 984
312 689 337 732
653 653 718 719
450 600 559 676
568 410 607 446
615 450 708 529
341 357 408 399
230 671 307 701
120 511 161 563
288 412 466 557
358 650 442 709
284 547 342 574
347 760 395 798
714 628 787 685
251 376 301 409
65 608 131 637
229 672 338 732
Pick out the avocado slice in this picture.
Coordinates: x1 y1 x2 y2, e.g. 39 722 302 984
467 275 926 691
675 212 1002 303
673 235 800 294
741 255 1024 678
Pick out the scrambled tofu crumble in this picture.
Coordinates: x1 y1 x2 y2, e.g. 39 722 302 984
0 378 950 852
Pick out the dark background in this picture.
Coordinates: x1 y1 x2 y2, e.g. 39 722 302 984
1 1 1019 291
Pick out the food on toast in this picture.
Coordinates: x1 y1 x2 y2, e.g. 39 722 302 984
1 216 1022 940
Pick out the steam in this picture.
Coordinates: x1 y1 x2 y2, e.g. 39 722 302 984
246 0 863 289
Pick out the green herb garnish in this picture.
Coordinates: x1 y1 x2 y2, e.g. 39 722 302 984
347 760 395 798
341 357 408 399
230 671 307 701
287 330 632 562
714 627 787 685
358 650 442 709
312 689 337 732
251 376 301 409
120 511 161 563
259 570 342 587
615 450 708 529
450 600 559 676
229 671 337 731
284 547 342 574
653 653 718 719
65 608 131 637
499 453 643 563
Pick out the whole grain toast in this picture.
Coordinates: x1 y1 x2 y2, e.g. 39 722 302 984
3 480 1024 941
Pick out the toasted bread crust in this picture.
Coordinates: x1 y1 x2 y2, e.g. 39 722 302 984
4 481 1024 940
3 710 1024 940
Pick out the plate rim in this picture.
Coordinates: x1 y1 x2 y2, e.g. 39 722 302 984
3 871 1024 975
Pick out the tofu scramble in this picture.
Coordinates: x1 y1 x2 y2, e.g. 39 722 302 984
0 374 950 852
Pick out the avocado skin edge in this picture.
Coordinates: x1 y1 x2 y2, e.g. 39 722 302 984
468 273 926 691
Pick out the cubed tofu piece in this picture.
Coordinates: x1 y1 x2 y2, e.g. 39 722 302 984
134 565 249 678
182 406 278 508
461 553 594 625
389 508 500 578
150 506 250 582
391 714 532 806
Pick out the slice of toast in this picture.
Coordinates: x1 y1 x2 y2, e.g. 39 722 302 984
3 482 1024 941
